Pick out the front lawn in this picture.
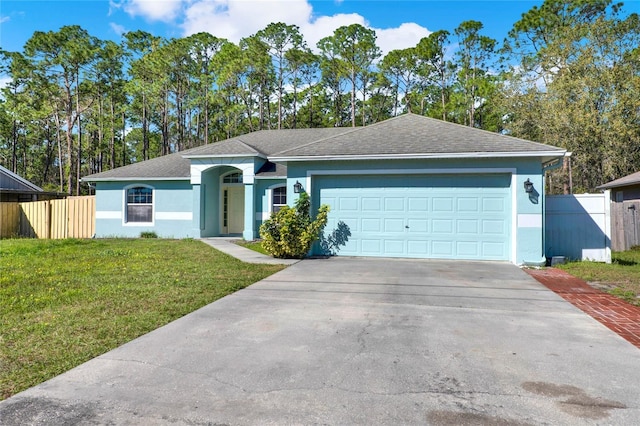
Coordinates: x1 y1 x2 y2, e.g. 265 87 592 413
558 248 640 306
0 238 284 400
235 239 270 255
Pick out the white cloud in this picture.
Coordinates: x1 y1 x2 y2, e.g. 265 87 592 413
182 0 313 43
120 0 431 56
0 15 10 24
373 23 431 56
122 0 183 22
179 0 428 56
110 22 127 37
300 13 367 50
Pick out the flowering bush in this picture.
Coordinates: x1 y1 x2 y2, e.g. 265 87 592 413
259 193 329 259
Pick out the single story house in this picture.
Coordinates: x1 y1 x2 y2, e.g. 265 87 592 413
82 113 566 265
0 164 64 202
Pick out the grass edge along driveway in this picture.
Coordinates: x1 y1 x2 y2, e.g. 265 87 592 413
557 247 640 307
0 238 284 401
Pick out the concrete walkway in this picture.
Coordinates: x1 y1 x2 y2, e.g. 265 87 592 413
198 238 299 265
1 257 639 425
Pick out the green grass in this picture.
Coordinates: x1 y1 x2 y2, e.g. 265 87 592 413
0 238 284 400
557 248 640 306
235 239 270 256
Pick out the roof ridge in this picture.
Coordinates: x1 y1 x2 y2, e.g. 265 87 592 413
272 126 366 156
235 138 263 155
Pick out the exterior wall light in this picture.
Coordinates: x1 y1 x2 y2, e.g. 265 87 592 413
524 178 534 193
293 180 303 193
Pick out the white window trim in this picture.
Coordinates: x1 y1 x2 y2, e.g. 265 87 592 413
221 171 244 185
267 183 287 214
123 184 155 226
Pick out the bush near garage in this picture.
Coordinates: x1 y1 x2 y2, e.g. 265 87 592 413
259 193 329 259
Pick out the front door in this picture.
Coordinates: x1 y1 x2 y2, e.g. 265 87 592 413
223 186 244 234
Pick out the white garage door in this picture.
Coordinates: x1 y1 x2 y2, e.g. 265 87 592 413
316 174 512 260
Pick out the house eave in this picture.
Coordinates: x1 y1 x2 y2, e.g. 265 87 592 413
270 151 568 163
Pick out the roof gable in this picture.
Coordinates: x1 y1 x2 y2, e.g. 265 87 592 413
0 165 43 191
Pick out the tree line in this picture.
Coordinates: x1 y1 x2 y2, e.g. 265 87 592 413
1 0 638 195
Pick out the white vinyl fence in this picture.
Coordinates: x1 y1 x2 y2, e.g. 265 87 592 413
545 192 611 263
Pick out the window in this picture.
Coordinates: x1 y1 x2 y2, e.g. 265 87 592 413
223 172 243 183
126 186 153 223
615 191 623 202
272 186 287 213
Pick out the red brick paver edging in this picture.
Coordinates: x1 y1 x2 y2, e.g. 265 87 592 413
525 268 640 349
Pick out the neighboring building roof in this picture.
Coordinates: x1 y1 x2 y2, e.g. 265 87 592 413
0 164 43 192
83 113 566 181
596 171 640 190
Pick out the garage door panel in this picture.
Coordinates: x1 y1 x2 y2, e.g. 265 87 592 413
339 197 358 211
384 198 405 211
361 218 381 232
407 219 428 232
457 241 480 256
361 239 380 254
384 240 404 254
384 218 404 232
483 219 506 234
432 240 454 256
408 198 428 211
433 198 454 211
362 197 381 210
408 240 429 255
433 219 453 233
317 174 511 260
483 198 505 212
457 198 479 211
483 242 506 257
457 219 478 234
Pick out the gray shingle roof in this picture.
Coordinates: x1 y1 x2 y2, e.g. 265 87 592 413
596 171 640 190
272 114 565 158
83 114 565 181
183 127 353 157
83 151 192 180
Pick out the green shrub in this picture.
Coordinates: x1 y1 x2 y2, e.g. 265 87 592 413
259 193 329 259
140 231 158 238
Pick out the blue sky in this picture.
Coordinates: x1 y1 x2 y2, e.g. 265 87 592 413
1 0 639 56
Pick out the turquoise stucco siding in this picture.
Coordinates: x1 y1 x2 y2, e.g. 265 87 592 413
254 178 287 238
93 154 549 264
286 157 547 264
94 180 195 238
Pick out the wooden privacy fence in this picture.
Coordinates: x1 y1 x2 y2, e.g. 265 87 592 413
611 200 640 251
0 196 95 239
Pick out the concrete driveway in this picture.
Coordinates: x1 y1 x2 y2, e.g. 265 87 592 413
2 258 639 425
